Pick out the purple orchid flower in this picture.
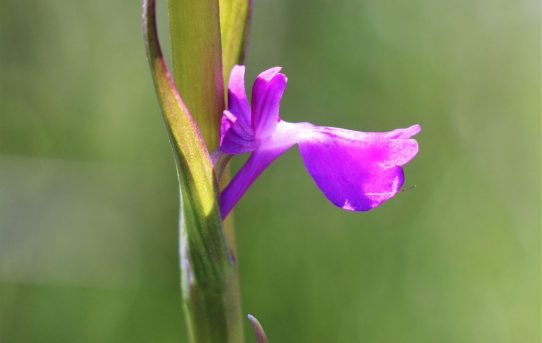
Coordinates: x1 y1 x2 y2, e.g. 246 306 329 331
219 65 420 219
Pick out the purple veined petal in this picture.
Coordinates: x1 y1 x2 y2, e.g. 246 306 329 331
296 124 420 211
220 110 256 154
228 65 251 124
251 67 288 140
220 143 294 219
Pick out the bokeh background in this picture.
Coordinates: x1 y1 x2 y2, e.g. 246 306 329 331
1 0 539 342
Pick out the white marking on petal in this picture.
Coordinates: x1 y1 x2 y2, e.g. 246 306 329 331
342 199 355 211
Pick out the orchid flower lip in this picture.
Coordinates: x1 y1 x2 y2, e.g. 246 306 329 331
219 64 421 218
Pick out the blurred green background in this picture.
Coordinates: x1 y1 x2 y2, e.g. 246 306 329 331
0 0 539 342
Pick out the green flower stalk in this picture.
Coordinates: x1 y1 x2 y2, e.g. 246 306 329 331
142 0 250 342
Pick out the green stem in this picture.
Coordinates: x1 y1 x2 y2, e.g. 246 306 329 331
142 1 243 342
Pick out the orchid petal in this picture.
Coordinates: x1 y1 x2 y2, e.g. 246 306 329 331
296 125 419 211
357 124 421 139
228 65 251 124
220 110 256 154
305 124 421 141
251 67 288 139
